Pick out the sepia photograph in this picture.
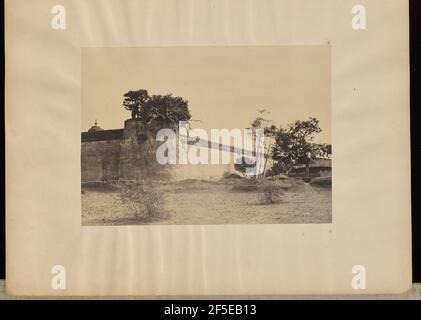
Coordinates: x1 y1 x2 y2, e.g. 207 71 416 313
81 46 332 225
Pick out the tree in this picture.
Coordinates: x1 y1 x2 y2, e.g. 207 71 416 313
271 117 331 175
122 90 191 128
122 89 149 119
141 94 191 128
249 109 277 178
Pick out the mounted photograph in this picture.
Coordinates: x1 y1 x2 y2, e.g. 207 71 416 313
81 46 332 225
6 0 411 297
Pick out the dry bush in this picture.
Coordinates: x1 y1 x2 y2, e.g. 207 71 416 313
258 180 284 204
118 181 165 221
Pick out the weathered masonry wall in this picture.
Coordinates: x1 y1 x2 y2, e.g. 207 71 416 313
119 119 173 180
81 120 171 182
81 140 121 182
81 119 241 182
81 129 123 183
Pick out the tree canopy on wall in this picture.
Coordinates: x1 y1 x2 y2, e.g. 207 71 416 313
122 89 191 128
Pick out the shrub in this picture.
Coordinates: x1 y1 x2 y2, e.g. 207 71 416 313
258 181 283 204
118 181 165 221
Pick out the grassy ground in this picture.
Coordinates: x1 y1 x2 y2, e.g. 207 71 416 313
81 178 331 225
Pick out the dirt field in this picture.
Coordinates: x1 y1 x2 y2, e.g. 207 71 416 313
81 178 331 225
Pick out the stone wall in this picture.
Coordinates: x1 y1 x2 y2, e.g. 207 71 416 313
120 119 175 180
81 140 122 182
81 118 240 182
81 119 173 183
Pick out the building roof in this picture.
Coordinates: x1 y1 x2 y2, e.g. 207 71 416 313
293 158 331 169
82 129 124 142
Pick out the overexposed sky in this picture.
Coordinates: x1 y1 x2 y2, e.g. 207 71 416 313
82 46 331 143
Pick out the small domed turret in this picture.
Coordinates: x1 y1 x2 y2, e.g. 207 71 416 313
88 120 103 132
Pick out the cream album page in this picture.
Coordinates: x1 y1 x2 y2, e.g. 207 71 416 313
5 0 411 295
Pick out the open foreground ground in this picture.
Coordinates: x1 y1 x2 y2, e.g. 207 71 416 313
82 178 331 225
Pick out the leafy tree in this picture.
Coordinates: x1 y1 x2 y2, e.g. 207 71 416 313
122 89 149 119
271 117 331 175
122 90 191 128
141 94 191 128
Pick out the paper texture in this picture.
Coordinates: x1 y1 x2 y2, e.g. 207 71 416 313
6 0 411 295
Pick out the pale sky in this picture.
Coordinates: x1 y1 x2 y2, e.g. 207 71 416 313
82 46 331 144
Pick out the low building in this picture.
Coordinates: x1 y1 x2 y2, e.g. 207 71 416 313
289 158 331 178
